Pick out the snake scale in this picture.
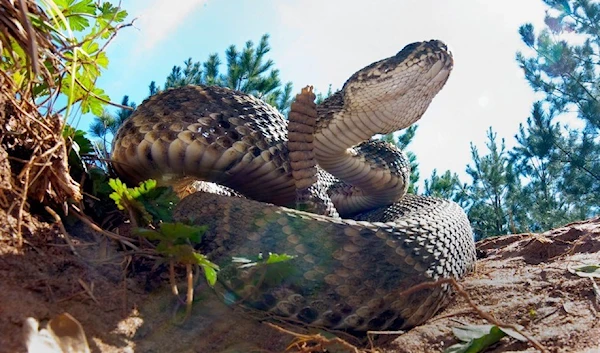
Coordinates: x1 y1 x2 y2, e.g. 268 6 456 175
112 40 476 334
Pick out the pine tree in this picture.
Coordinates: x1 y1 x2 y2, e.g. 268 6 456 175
148 81 159 96
112 95 136 133
155 34 293 114
423 169 467 204
516 0 600 222
89 109 115 157
89 95 136 157
315 84 333 105
509 102 575 230
464 128 526 239
165 58 203 88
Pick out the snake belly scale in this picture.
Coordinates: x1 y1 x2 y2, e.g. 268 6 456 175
112 40 477 334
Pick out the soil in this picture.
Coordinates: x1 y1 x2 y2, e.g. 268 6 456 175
1 206 599 353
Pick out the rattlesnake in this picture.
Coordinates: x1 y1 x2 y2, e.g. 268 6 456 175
112 40 476 334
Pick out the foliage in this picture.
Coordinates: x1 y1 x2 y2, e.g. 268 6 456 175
232 252 296 269
424 128 527 240
568 263 600 278
88 95 136 159
0 0 132 236
423 169 469 206
108 177 217 320
464 128 519 238
136 223 218 287
509 102 579 230
108 178 179 225
515 0 600 224
155 34 294 114
415 0 600 239
315 84 333 104
230 252 297 287
2 0 134 165
1 0 129 118
445 324 527 353
63 124 95 174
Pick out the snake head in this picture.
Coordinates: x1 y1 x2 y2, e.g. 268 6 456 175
341 39 454 134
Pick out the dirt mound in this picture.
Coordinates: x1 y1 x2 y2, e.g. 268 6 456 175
0 215 599 352
386 218 600 353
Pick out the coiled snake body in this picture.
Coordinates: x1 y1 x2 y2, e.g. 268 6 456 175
112 40 476 334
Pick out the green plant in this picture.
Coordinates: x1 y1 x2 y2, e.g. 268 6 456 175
1 1 133 238
445 324 527 353
108 178 179 225
136 223 218 286
63 124 95 177
229 253 297 295
37 0 129 117
232 252 296 268
108 177 217 321
136 222 219 322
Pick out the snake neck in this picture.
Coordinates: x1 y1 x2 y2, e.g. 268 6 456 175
313 103 409 217
312 41 453 216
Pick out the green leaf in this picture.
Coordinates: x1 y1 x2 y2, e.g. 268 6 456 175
159 222 207 243
232 253 296 269
201 263 218 286
108 178 128 209
81 40 100 55
67 15 90 32
446 324 527 353
99 2 128 22
108 179 180 224
446 325 506 353
568 264 600 278
69 0 96 15
137 186 179 222
89 90 110 116
62 124 94 174
265 253 296 264
96 52 109 68
53 0 70 8
134 228 163 241
63 125 94 155
89 168 112 196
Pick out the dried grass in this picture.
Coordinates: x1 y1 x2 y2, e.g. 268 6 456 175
0 0 82 246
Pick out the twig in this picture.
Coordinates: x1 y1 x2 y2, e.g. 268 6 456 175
14 159 31 247
69 207 139 250
17 0 39 75
77 278 100 304
264 322 368 353
444 278 548 353
366 330 404 351
44 206 80 257
170 260 179 296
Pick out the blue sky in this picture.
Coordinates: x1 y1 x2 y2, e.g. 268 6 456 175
87 0 548 185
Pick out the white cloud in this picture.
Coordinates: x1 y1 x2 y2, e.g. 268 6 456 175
134 0 208 51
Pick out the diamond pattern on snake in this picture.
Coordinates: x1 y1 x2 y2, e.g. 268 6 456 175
112 40 477 335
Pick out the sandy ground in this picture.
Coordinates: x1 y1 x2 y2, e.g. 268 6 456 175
1 209 599 353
